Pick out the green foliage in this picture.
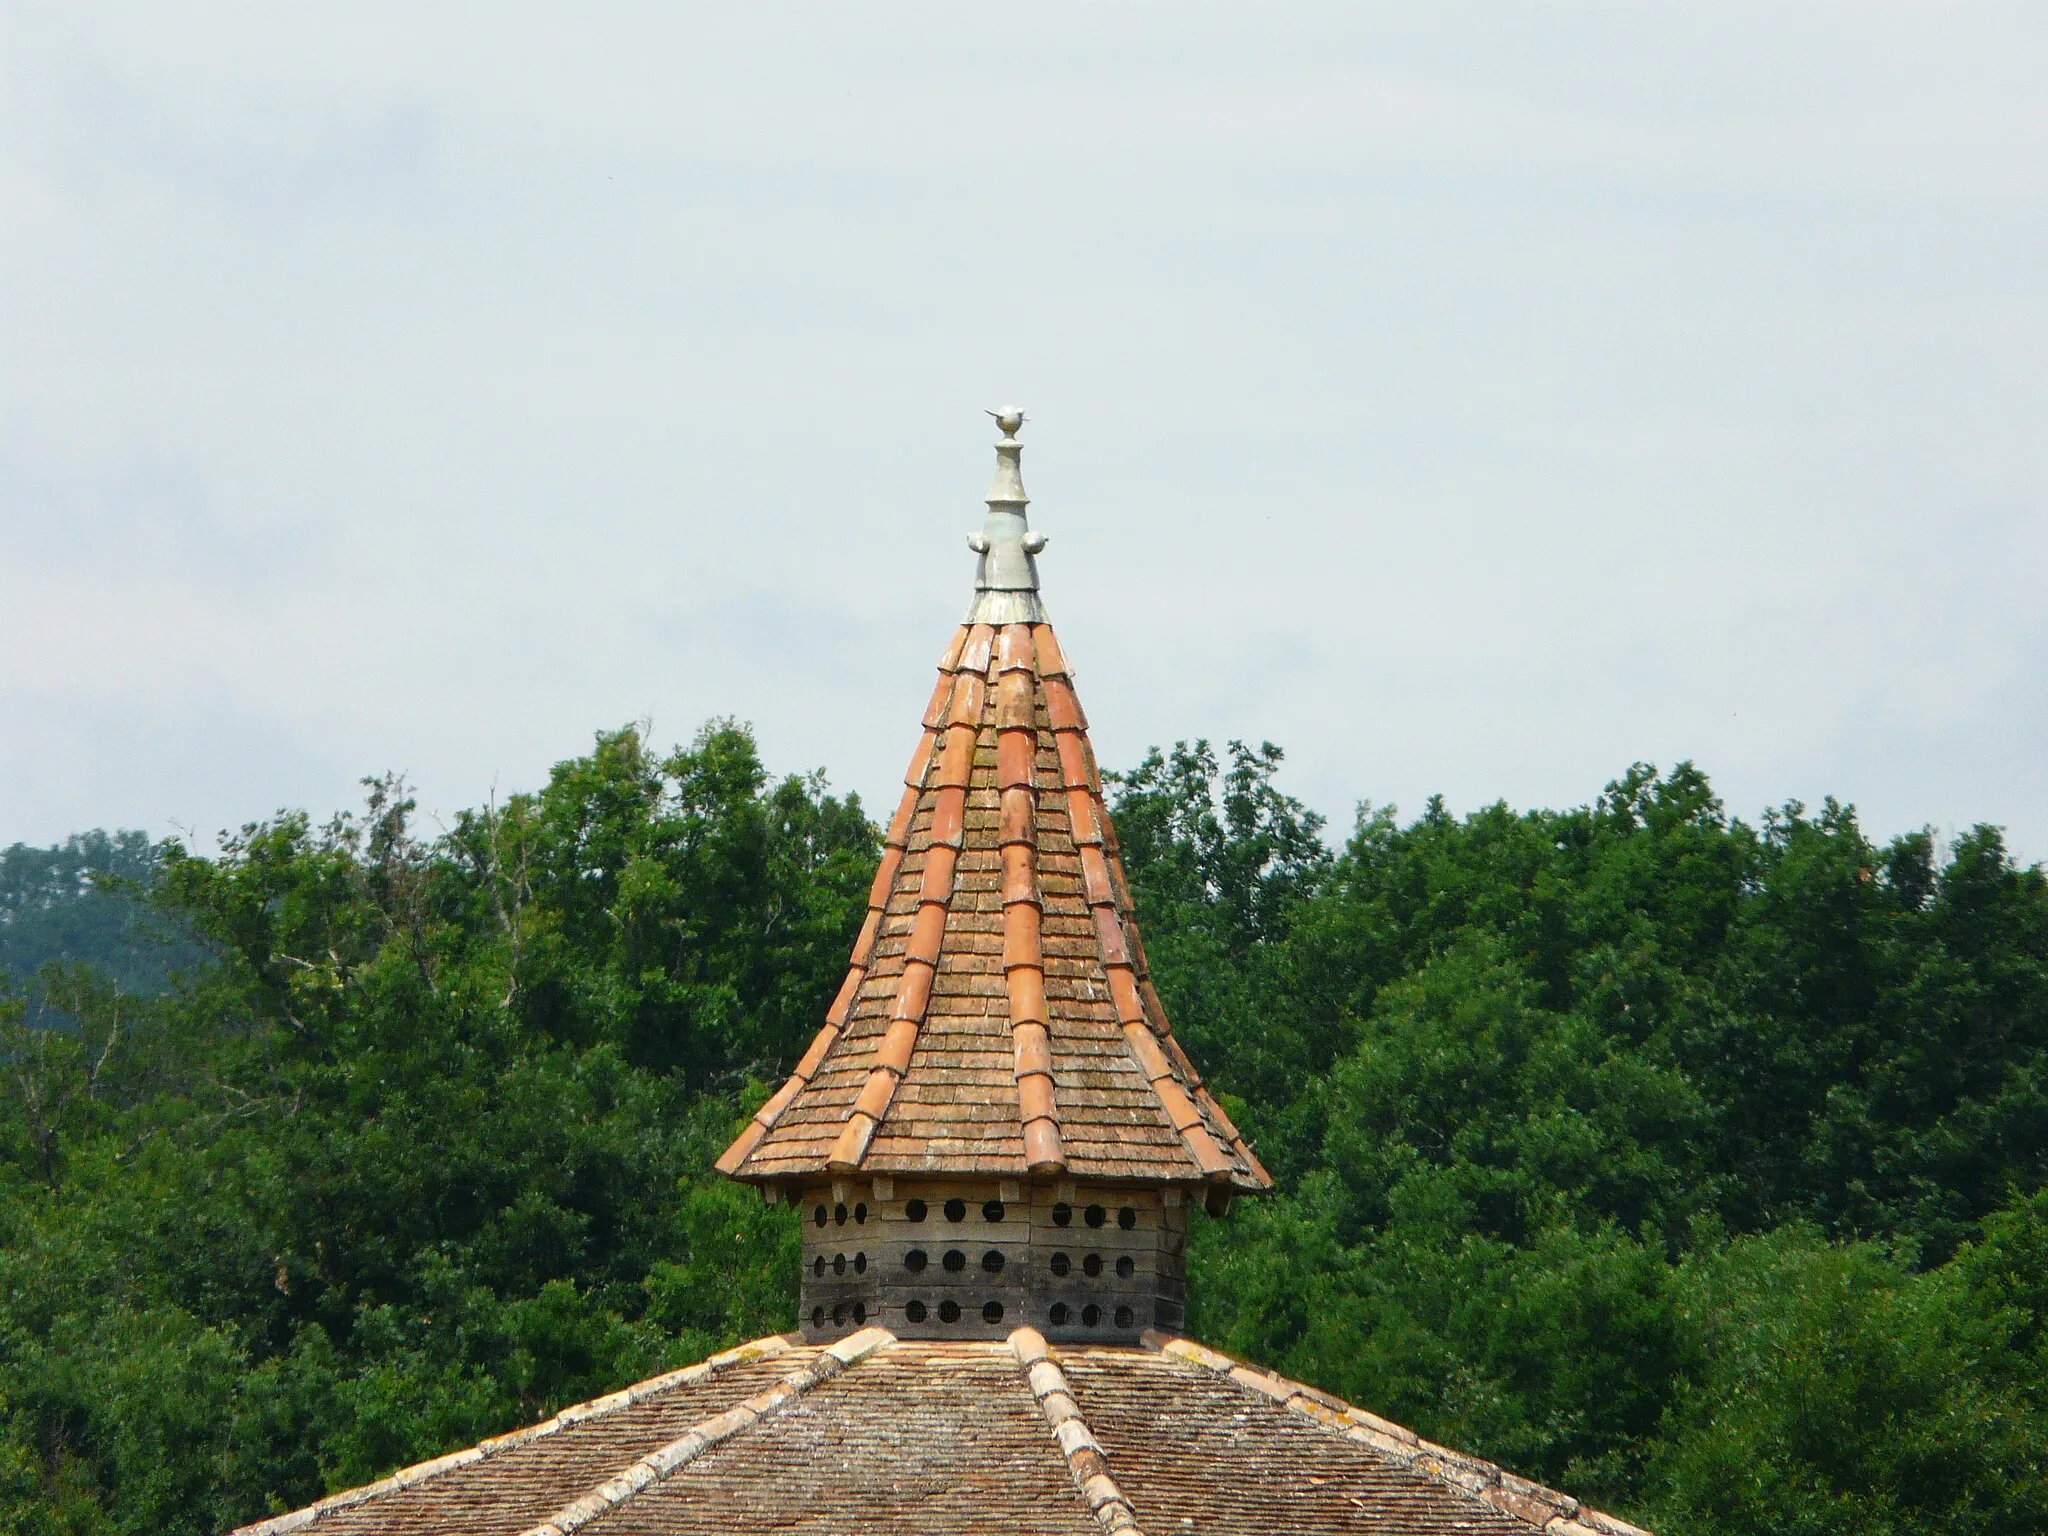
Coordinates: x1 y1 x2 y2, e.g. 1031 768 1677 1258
0 723 865 1534
2 729 2046 1534
1136 753 2048 1532
0 832 202 998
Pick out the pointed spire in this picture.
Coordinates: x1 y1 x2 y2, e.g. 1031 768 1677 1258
717 411 1268 1197
966 408 1048 626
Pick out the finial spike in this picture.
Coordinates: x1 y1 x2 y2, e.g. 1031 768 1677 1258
966 408 1047 625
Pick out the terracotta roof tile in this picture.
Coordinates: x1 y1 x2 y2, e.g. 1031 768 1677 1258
245 1335 1649 1536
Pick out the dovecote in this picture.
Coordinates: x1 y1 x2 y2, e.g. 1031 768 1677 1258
796 1180 1189 1345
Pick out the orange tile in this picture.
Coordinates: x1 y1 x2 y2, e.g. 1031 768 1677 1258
712 1117 766 1173
997 785 1035 845
996 732 1035 790
936 625 969 671
1011 1020 1053 1078
1078 844 1115 907
889 960 934 1022
792 1022 842 1080
753 1073 804 1125
947 671 986 730
999 844 1038 906
1106 967 1145 1027
826 1110 878 1170
1091 906 1130 967
1064 787 1101 845
865 848 904 912
918 844 958 904
995 622 1035 673
1137 978 1174 1035
873 1018 920 1075
1021 1116 1066 1171
1053 732 1093 791
1120 1019 1171 1083
906 904 948 965
902 728 938 788
1006 965 1047 1025
1001 902 1041 968
926 786 967 849
1031 623 1069 678
826 965 866 1027
1017 1072 1056 1123
995 671 1034 730
959 623 995 672
935 727 976 788
920 671 956 731
883 784 920 849
1043 676 1085 732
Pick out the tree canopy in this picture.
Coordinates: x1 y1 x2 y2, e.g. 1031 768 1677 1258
2 725 2045 1534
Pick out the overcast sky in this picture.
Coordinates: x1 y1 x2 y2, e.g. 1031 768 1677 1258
4 5 2045 863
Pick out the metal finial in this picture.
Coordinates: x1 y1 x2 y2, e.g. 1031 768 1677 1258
965 408 1048 625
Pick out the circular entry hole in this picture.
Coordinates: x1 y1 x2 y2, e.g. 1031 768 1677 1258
813 1206 827 1228
981 1250 1005 1274
1118 1206 1138 1230
1114 1306 1134 1328
906 1198 928 1223
811 1305 825 1328
834 1203 849 1226
812 1256 825 1278
855 1252 867 1274
854 1302 869 1325
982 1199 1005 1222
938 1299 961 1324
1051 1202 1073 1227
943 1249 966 1273
905 1300 928 1323
832 1303 846 1325
1084 1204 1106 1228
944 1197 967 1222
1116 1255 1135 1279
905 1248 929 1273
983 1301 1005 1324
1050 1302 1070 1326
854 1202 868 1224
1049 1252 1071 1277
1082 1304 1101 1328
833 1253 847 1276
1082 1253 1103 1278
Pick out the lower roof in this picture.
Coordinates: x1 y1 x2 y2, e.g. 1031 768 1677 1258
232 1329 1651 1536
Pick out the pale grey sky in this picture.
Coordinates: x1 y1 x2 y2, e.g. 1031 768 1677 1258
3 5 2045 859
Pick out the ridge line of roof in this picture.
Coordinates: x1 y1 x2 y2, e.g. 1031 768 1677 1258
1006 1327 1144 1536
1137 1331 1654 1536
1002 622 1065 1171
227 1333 799 1536
515 1326 897 1536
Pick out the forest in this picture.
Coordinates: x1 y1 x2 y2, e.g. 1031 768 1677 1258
2 723 2045 1535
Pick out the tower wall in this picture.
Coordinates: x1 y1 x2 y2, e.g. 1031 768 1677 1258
796 1178 1188 1345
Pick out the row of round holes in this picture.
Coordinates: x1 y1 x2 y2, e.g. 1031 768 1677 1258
813 1199 1144 1229
808 1299 1138 1330
904 1200 1143 1230
895 1248 1135 1279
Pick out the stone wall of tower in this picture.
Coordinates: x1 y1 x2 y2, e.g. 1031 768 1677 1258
795 1178 1189 1345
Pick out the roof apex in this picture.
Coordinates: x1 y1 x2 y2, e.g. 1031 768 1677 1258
966 408 1048 627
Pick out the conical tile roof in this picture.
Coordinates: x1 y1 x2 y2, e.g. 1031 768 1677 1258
718 415 1267 1191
